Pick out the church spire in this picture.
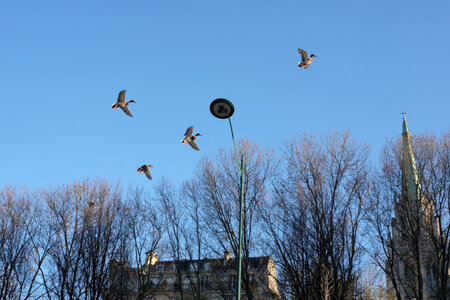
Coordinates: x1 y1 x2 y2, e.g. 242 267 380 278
401 114 421 201
402 113 409 134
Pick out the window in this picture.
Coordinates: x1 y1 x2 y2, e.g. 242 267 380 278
151 277 159 285
230 275 237 290
156 264 164 271
200 276 208 290
189 262 198 272
183 277 191 288
171 263 177 272
404 265 412 282
203 262 211 270
166 277 174 287
174 279 181 289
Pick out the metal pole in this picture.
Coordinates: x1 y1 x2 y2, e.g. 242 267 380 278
236 154 244 300
210 99 242 299
228 118 241 174
227 117 244 300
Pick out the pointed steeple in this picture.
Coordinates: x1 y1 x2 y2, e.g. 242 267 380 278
401 114 421 201
402 113 409 134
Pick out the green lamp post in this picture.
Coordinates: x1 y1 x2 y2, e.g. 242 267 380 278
210 98 244 300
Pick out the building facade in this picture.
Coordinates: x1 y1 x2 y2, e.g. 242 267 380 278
108 251 280 300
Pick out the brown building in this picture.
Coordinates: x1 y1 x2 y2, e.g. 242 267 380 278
108 251 280 300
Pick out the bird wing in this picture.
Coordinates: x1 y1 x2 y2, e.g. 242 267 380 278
188 140 200 150
184 126 194 136
121 106 134 117
137 166 152 180
297 48 309 62
117 90 126 103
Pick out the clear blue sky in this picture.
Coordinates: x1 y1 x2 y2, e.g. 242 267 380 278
1 1 449 190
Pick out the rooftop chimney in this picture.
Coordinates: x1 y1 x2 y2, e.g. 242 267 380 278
145 250 159 266
224 250 232 262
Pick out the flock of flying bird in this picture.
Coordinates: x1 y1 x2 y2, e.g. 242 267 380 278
111 90 203 181
111 48 316 181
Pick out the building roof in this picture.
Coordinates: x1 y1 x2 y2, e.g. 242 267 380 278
146 255 273 273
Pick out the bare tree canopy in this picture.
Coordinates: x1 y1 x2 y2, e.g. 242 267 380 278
1 129 447 299
40 179 128 300
261 131 371 299
186 139 278 299
0 186 48 299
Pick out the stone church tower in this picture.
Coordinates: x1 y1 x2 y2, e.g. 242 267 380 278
388 115 440 299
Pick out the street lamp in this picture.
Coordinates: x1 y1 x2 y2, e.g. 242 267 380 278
210 98 244 300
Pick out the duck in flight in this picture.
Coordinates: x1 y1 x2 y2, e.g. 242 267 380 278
181 126 201 150
297 48 316 69
112 90 135 117
137 164 153 180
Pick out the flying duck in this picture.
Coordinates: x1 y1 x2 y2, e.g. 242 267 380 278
137 164 153 180
297 48 316 69
181 126 201 150
112 90 135 117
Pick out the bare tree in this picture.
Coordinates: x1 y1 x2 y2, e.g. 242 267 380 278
156 179 188 299
41 179 128 300
155 179 214 300
80 181 128 300
116 187 165 300
182 179 210 300
42 182 90 299
414 132 450 299
261 131 371 299
189 139 278 300
0 186 50 299
356 266 385 300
